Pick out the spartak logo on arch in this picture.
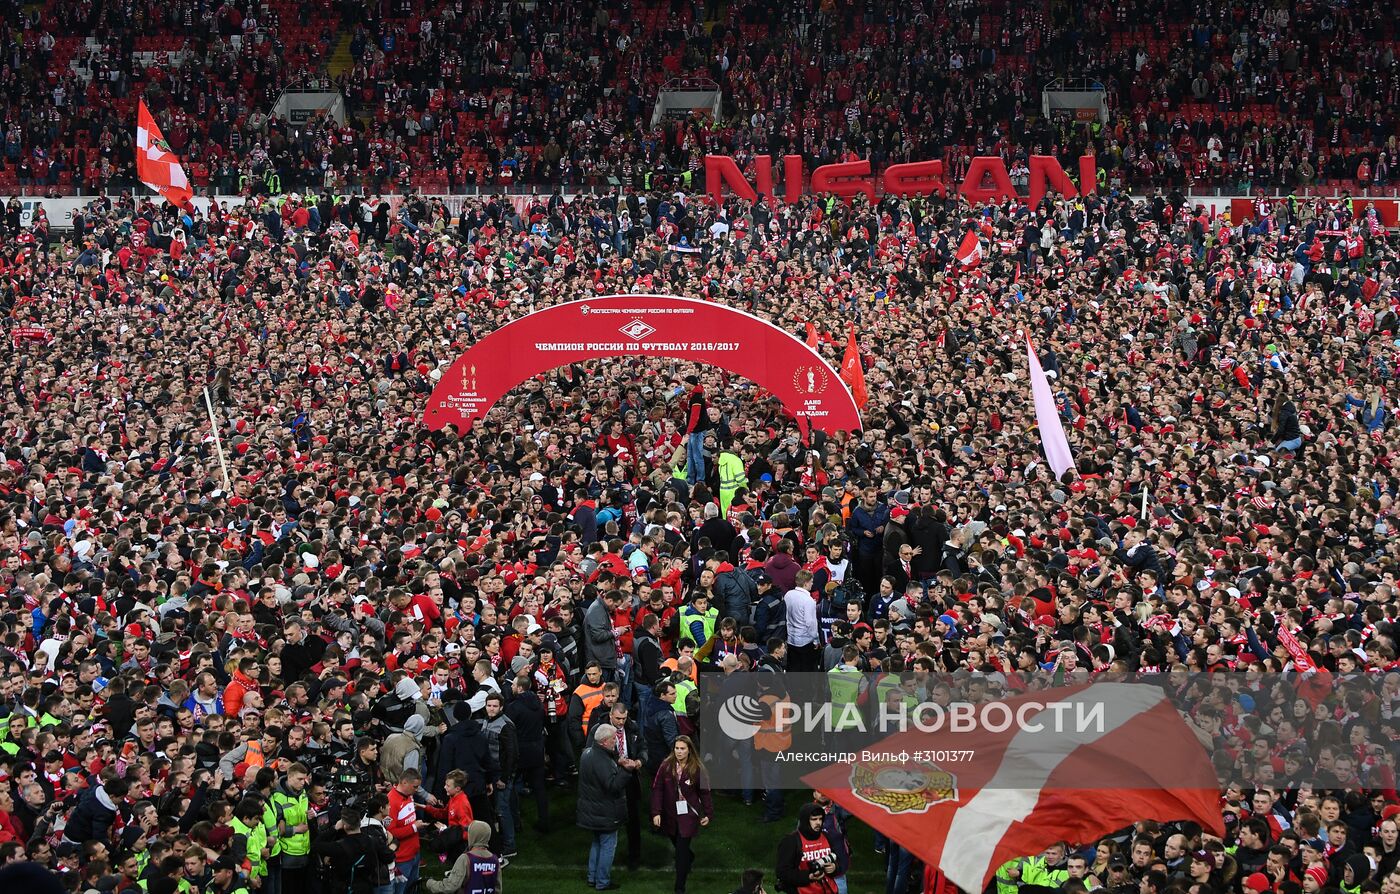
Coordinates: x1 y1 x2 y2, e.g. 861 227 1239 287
619 319 656 341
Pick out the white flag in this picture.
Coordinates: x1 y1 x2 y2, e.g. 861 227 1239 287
1027 336 1075 480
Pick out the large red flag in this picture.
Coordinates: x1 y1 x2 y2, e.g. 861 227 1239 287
804 683 1223 894
136 100 193 207
840 323 868 409
955 230 983 267
805 321 819 348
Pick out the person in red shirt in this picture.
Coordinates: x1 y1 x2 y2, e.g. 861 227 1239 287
429 769 474 863
598 420 636 458
636 589 678 658
386 767 446 893
222 657 259 716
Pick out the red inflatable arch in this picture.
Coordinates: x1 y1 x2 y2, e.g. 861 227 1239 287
422 295 863 436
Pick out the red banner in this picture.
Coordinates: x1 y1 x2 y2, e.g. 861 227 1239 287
1277 624 1317 672
11 325 50 345
423 295 863 436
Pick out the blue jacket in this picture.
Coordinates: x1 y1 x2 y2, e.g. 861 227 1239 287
847 503 890 556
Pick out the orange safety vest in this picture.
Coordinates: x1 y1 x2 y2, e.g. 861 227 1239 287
574 683 606 735
245 738 265 768
839 491 856 522
660 657 699 684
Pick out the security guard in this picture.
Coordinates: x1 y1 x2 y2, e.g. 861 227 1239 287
678 592 718 656
717 440 747 515
270 763 313 887
1020 842 1071 889
826 645 864 732
567 661 608 751
229 798 270 886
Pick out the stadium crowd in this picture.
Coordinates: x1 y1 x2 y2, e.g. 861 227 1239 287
0 147 1396 894
1 0 1397 196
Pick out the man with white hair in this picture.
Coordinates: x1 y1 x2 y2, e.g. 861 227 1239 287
576 722 639 891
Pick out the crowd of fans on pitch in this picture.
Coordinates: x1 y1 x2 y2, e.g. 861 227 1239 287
0 138 1398 894
1 0 1398 197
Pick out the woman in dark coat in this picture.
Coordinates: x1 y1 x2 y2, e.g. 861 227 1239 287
649 735 713 894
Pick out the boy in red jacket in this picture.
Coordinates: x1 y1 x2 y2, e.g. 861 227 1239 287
430 769 475 863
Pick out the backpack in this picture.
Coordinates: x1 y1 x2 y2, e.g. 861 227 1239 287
344 851 365 894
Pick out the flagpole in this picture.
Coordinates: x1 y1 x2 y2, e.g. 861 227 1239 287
203 386 231 492
1140 486 1149 521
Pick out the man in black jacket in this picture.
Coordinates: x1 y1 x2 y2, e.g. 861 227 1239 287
431 716 499 807
279 619 326 684
506 677 550 833
481 693 519 857
62 777 127 846
576 723 639 891
603 702 647 871
776 804 841 894
907 504 949 594
696 505 737 559
712 553 757 625
632 615 666 736
310 805 393 894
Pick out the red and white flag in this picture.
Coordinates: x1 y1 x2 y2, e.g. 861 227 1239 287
1278 624 1316 672
806 683 1224 894
955 230 982 267
136 101 193 207
11 325 50 346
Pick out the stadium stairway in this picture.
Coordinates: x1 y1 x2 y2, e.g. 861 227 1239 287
327 31 354 80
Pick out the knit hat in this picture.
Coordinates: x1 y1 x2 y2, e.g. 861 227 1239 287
1305 865 1329 889
1242 873 1272 893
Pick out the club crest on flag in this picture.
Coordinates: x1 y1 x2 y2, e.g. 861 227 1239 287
851 759 957 815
